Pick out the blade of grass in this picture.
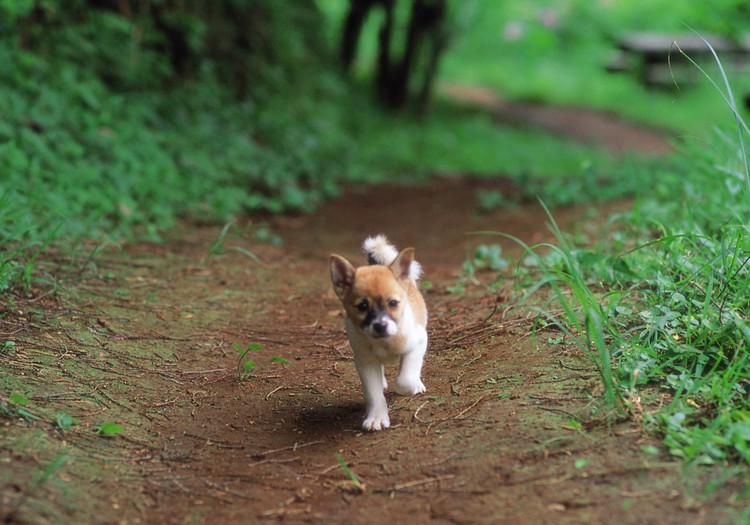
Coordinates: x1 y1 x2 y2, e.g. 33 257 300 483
336 453 364 491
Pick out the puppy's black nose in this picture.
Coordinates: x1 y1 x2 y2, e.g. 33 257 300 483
372 321 387 335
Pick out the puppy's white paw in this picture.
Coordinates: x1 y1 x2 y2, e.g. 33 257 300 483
362 411 390 431
394 378 426 396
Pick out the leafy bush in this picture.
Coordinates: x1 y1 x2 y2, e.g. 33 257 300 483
0 1 347 293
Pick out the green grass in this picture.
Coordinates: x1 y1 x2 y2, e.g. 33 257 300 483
336 453 365 492
475 144 750 467
3 453 68 524
469 49 750 469
441 0 750 132
478 208 628 418
340 94 621 185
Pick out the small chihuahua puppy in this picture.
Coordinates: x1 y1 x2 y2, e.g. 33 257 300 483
330 235 428 431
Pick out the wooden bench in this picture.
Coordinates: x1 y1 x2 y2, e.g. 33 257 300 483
607 32 750 87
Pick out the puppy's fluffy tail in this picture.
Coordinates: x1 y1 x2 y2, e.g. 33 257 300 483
363 235 398 265
363 234 422 281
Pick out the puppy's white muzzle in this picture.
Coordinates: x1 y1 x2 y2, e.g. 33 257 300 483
365 316 398 338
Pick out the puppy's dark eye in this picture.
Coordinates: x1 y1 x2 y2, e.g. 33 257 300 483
387 299 399 309
356 300 369 312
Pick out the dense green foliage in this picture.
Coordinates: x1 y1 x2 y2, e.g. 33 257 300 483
1 0 631 295
0 1 349 292
1 1 344 227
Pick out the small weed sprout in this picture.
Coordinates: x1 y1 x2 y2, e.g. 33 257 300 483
233 342 292 379
234 342 262 379
3 454 68 524
8 394 40 421
94 421 124 436
336 453 365 493
207 222 234 258
476 189 519 213
252 224 283 246
56 412 77 430
206 222 265 263
448 244 509 293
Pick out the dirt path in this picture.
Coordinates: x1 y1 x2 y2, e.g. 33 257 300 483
442 85 673 156
2 100 744 525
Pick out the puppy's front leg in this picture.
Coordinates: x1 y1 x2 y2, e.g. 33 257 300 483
354 356 390 431
394 332 427 396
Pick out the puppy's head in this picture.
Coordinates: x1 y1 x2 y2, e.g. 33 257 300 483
330 248 416 339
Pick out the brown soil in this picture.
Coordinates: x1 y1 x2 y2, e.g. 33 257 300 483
2 96 746 525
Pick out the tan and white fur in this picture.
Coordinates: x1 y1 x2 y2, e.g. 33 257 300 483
330 235 428 431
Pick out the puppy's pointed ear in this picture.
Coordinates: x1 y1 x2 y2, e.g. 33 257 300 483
390 247 421 281
330 254 356 300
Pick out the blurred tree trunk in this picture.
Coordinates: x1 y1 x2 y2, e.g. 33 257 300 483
341 0 448 111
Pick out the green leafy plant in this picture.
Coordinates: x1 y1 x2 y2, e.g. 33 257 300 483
472 244 509 271
7 393 40 421
9 394 28 404
270 356 291 366
55 412 77 430
233 342 262 380
233 342 292 379
94 421 124 436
